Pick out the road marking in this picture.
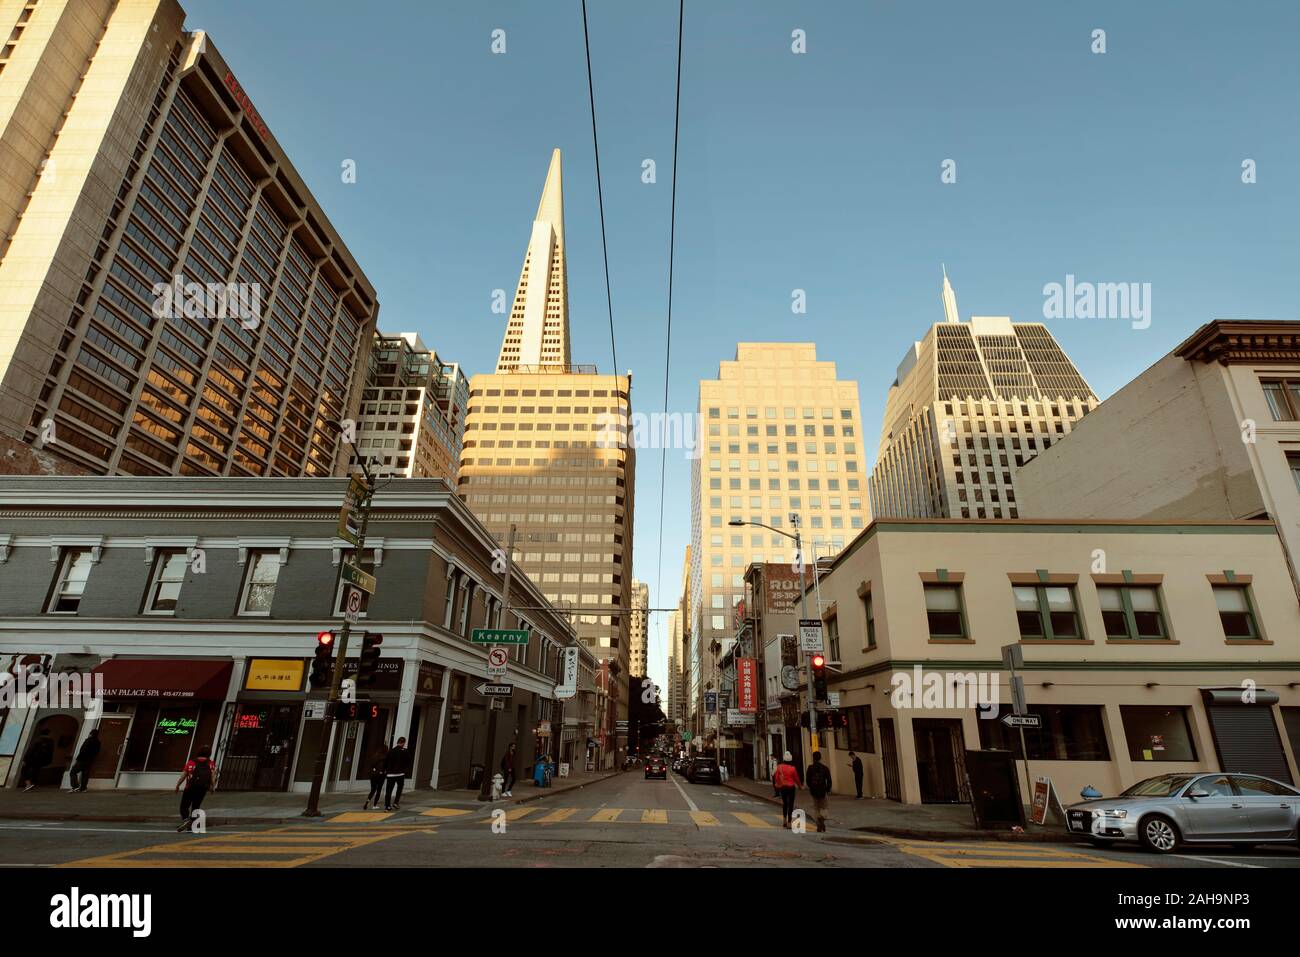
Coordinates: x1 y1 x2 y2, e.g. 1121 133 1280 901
690 811 719 827
504 806 539 821
0 825 185 834
1175 855 1265 869
872 835 1147 869
641 809 668 824
536 807 578 824
732 812 774 829
589 808 623 823
330 811 393 823
669 772 699 812
419 807 474 818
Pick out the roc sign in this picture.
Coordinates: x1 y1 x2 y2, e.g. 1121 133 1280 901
224 71 269 141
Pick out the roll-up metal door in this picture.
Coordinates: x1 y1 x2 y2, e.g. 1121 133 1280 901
1202 689 1292 784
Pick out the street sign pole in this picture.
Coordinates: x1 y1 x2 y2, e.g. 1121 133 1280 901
796 523 818 758
1002 643 1031 818
305 473 372 817
478 523 515 801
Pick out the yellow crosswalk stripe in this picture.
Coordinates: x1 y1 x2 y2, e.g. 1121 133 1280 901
641 809 668 824
536 807 578 824
420 807 474 818
689 811 719 827
589 808 623 823
505 806 539 821
330 811 393 823
732 812 774 829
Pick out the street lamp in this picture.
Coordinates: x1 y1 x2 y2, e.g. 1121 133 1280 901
728 517 820 764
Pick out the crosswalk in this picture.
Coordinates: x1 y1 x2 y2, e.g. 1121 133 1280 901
64 821 436 869
873 836 1147 869
454 806 786 829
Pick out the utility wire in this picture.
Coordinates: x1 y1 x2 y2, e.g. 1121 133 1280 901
581 0 619 378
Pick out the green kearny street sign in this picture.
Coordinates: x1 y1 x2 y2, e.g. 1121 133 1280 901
470 628 530 645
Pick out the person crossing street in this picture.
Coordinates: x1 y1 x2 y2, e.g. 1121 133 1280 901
773 751 801 828
805 751 833 832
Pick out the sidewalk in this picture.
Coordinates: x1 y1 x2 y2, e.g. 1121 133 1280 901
0 768 622 825
723 776 1075 843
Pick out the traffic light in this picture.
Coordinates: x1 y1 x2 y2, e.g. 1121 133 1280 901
357 631 383 687
310 630 335 689
810 653 828 702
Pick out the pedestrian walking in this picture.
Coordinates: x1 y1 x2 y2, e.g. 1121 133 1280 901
499 742 517 797
773 750 801 828
767 752 778 795
363 745 388 810
18 728 54 791
68 729 101 792
383 737 409 810
805 751 832 832
175 745 217 831
848 750 864 799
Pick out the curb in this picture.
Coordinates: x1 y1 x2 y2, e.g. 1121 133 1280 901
0 771 626 826
722 779 1078 845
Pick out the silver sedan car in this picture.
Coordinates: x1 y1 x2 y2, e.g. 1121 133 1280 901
1066 772 1300 854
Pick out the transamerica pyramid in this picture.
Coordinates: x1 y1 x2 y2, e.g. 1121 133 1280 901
495 149 572 372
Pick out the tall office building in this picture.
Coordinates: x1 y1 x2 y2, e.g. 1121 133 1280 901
352 332 468 482
629 579 649 676
869 270 1097 519
689 344 868 735
0 0 378 476
457 150 635 760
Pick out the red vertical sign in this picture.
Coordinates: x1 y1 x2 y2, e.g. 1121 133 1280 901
737 657 757 713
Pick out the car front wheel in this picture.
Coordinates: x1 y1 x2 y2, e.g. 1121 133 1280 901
1138 815 1180 853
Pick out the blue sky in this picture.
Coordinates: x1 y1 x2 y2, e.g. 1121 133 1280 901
184 1 1300 689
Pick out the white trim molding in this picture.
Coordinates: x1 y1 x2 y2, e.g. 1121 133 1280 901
143 537 200 564
48 536 105 564
236 539 293 566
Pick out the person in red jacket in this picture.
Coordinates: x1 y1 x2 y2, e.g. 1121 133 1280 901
773 751 802 828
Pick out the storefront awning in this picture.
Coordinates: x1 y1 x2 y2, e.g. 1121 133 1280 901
1201 687 1280 706
93 658 233 701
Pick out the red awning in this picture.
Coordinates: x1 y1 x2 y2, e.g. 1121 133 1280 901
93 659 233 701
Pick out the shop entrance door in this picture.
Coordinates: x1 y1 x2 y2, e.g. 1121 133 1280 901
89 716 132 780
221 703 303 791
913 718 972 804
879 718 901 801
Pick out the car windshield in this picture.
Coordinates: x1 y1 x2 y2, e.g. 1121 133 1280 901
1119 774 1197 797
695 759 716 768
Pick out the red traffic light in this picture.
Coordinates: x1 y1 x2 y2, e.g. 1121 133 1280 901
317 630 334 646
810 654 825 669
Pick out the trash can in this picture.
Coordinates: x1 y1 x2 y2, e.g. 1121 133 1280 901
467 763 485 791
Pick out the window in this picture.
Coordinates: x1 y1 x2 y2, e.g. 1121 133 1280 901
837 705 874 753
826 615 840 663
1098 585 1167 639
1013 584 1081 639
1120 706 1197 762
1213 585 1259 638
240 550 281 615
49 548 94 613
924 584 966 639
862 591 876 649
1289 452 1300 494
145 550 188 613
979 705 1110 760
1260 378 1300 421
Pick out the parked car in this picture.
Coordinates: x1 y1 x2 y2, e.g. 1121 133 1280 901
1066 772 1300 854
644 756 667 780
687 756 721 785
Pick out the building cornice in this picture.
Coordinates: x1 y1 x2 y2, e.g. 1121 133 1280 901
1174 320 1300 365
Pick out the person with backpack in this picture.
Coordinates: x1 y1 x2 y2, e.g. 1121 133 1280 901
68 728 101 792
772 750 802 828
19 728 54 791
383 737 409 810
175 745 217 832
499 742 517 797
363 745 388 810
805 751 833 832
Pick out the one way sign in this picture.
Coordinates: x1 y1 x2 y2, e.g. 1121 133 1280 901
1001 713 1041 729
475 682 513 697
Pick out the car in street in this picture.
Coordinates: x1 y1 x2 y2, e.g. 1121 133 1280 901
686 756 721 785
1065 772 1300 854
644 756 667 780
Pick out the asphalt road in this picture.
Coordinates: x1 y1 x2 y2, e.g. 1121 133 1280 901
2 772 1298 869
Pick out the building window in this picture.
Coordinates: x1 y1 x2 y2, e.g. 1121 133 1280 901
239 551 281 615
836 705 874 753
49 548 94 613
978 705 1110 760
1213 584 1260 639
1260 378 1300 421
923 584 966 639
862 591 876 649
1098 585 1167 639
145 550 188 614
1289 452 1300 494
1013 584 1082 639
826 615 840 663
1120 706 1197 762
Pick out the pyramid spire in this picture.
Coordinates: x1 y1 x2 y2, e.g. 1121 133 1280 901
941 264 960 323
496 149 571 373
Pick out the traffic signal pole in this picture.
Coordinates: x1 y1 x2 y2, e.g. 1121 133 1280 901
797 526 819 757
304 479 372 817
478 524 516 801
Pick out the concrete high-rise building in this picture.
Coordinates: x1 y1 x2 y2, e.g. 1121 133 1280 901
0 1 378 476
352 332 468 482
689 343 868 739
869 270 1097 520
457 150 635 766
629 579 649 676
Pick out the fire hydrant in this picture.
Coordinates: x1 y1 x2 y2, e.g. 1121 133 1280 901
490 772 504 801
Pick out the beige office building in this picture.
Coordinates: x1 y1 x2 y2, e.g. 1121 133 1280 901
808 518 1300 806
870 271 1096 520
629 578 649 675
353 332 468 482
1017 320 1300 598
689 343 868 738
0 0 378 476
457 151 635 762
